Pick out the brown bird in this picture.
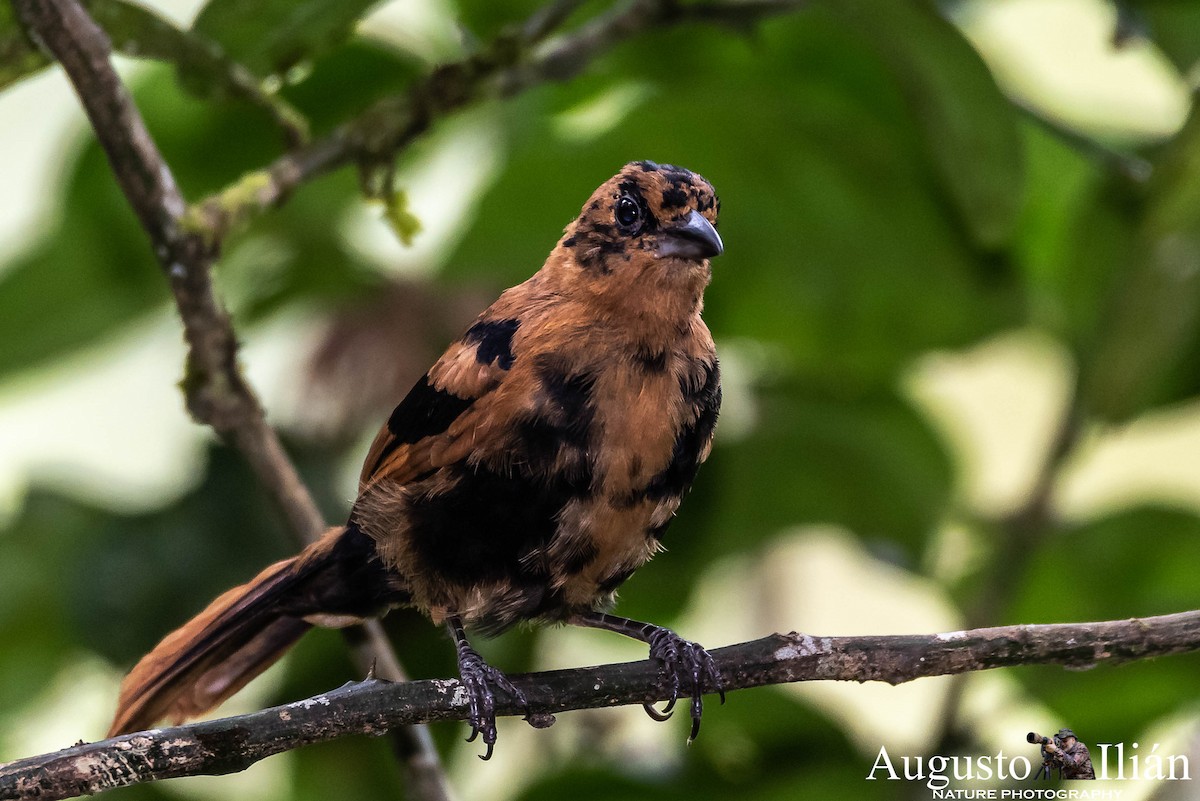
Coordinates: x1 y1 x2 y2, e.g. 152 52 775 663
109 161 725 758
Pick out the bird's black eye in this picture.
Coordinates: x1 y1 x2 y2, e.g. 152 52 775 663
615 195 642 232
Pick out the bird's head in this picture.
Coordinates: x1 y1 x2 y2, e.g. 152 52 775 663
563 161 722 269
551 161 722 322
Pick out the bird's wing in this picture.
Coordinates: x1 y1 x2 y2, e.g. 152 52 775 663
358 317 522 489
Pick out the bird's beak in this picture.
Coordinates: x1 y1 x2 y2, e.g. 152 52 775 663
656 210 724 261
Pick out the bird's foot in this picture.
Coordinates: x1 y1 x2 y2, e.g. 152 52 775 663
454 636 527 760
643 626 724 742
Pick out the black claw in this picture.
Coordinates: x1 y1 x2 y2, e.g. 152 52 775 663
644 627 723 742
642 701 673 721
452 623 528 760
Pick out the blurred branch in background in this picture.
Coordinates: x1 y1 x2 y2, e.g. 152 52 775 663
7 609 1200 800
189 0 808 244
8 0 452 797
6 0 810 798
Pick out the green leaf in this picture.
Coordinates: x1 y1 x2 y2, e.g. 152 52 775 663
94 1 240 91
825 0 1025 251
1012 506 1200 623
1078 104 1200 420
93 1 309 140
277 39 419 134
0 143 164 380
515 691 886 801
447 12 1022 391
0 45 413 383
65 447 298 663
1130 1 1200 74
0 2 51 93
0 3 51 94
1009 506 1200 732
451 0 547 42
192 0 387 80
711 387 954 561
1010 120 1112 338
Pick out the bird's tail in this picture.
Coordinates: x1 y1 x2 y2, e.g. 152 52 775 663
108 524 399 737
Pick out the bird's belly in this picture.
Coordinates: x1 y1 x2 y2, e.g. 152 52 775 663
546 494 677 608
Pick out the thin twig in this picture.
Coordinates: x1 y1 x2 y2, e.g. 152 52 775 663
4 610 1200 800
11 1 452 798
189 0 808 242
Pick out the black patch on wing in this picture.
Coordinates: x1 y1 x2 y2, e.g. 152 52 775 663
402 357 603 628
366 374 474 476
465 319 519 370
406 465 562 585
643 359 721 503
405 463 588 630
387 375 474 444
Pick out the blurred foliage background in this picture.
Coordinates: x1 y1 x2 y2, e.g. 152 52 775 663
2 0 1200 798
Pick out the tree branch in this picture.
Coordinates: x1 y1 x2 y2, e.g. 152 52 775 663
10 0 809 794
10 1 452 798
189 0 807 242
4 610 1200 800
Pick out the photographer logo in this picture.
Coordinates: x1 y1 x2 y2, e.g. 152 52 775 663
865 726 1190 798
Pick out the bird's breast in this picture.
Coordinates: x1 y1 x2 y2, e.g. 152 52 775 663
528 339 721 608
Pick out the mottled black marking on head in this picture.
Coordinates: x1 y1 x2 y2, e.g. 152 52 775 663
368 375 473 476
569 162 718 269
464 318 519 370
643 359 721 502
660 185 689 210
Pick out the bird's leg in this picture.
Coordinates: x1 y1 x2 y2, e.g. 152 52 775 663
568 611 724 742
447 616 527 760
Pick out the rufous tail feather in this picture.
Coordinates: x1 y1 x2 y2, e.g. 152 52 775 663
108 526 359 736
